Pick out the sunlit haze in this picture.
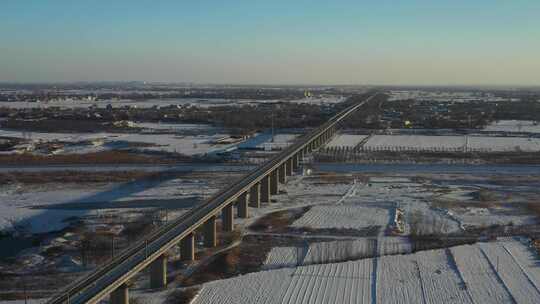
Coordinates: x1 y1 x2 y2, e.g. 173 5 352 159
1 0 539 85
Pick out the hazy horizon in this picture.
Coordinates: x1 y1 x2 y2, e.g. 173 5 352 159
2 1 539 86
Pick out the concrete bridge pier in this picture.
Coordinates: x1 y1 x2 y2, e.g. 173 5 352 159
286 158 293 175
237 192 249 218
270 170 278 195
249 183 260 207
180 233 195 261
150 255 167 289
292 154 299 171
203 216 217 247
278 163 286 184
221 204 234 232
260 175 270 203
111 283 129 304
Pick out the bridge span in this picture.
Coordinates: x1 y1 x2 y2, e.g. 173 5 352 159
46 92 378 304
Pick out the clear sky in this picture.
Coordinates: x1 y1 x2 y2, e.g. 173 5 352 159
1 1 539 85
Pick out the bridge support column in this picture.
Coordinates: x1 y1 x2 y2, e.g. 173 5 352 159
180 233 195 261
222 204 234 232
292 154 299 170
270 170 278 195
111 283 129 304
237 192 248 218
278 163 286 184
286 158 293 175
249 183 260 208
150 255 167 289
203 216 217 247
260 176 270 203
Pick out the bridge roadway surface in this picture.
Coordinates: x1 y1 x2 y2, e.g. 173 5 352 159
46 93 378 304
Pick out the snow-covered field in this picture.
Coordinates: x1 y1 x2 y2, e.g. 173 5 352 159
326 134 368 148
364 135 465 151
284 173 535 236
0 128 236 156
0 96 345 109
263 237 412 269
0 126 302 156
194 238 540 304
484 120 540 133
467 136 540 152
237 133 298 150
361 134 540 152
291 204 390 231
387 90 516 103
452 206 537 229
0 174 225 233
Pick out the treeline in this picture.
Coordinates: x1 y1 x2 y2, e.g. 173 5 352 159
0 101 336 134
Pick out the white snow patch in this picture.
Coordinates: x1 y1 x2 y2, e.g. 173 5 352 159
291 205 390 230
484 120 540 133
197 241 540 304
326 134 368 148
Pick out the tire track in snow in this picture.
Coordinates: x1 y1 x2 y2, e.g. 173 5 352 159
479 242 540 304
451 245 514 304
501 241 540 294
371 238 378 304
502 243 540 299
445 248 476 304
413 259 429 304
477 245 517 303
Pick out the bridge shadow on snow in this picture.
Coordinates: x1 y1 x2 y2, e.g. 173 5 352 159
17 170 201 233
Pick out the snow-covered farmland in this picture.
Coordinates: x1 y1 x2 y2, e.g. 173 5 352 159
195 239 540 304
291 204 390 231
263 237 412 269
387 90 515 103
484 120 540 133
0 128 237 156
364 135 465 151
451 206 537 229
0 174 224 233
237 133 298 150
467 136 540 152
361 134 540 152
0 96 346 109
326 134 368 148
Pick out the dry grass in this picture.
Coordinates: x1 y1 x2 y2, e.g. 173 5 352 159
432 199 499 210
166 288 199 304
0 151 176 165
475 189 498 202
525 203 540 217
249 207 310 232
0 170 153 184
179 247 242 286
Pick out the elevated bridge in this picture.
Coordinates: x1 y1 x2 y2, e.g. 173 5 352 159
46 92 379 304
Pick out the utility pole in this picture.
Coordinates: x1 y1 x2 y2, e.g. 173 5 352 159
271 106 275 143
111 235 115 259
